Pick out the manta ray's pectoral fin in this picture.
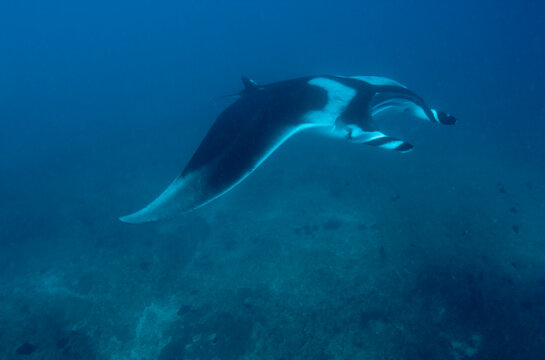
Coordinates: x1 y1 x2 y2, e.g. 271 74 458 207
119 174 202 224
346 127 414 153
120 123 320 224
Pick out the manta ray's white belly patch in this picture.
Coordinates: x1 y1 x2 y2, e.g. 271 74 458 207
303 77 356 125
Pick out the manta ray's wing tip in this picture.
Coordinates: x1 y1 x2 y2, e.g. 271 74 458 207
119 215 134 224
119 176 197 224
119 209 158 224
119 213 146 224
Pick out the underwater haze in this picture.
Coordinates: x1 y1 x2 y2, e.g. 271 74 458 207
1 0 545 359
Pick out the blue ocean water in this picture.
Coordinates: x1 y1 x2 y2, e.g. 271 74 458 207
1 0 544 358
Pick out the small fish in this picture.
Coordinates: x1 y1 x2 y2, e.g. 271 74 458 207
379 246 387 262
56 337 69 349
16 342 38 355
177 304 198 316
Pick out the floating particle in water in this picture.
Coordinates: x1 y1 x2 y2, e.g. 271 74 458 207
178 304 197 316
16 342 37 355
94 238 105 248
139 260 151 271
477 269 485 282
379 246 387 263
521 300 534 311
208 333 218 345
243 297 253 309
323 219 342 231
293 224 318 236
359 309 384 327
503 275 515 286
56 337 69 349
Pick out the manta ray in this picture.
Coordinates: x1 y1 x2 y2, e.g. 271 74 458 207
120 75 455 223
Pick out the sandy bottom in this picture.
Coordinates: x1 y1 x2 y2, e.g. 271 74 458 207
1 134 544 359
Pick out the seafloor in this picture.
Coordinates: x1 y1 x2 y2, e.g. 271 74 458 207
1 127 544 359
